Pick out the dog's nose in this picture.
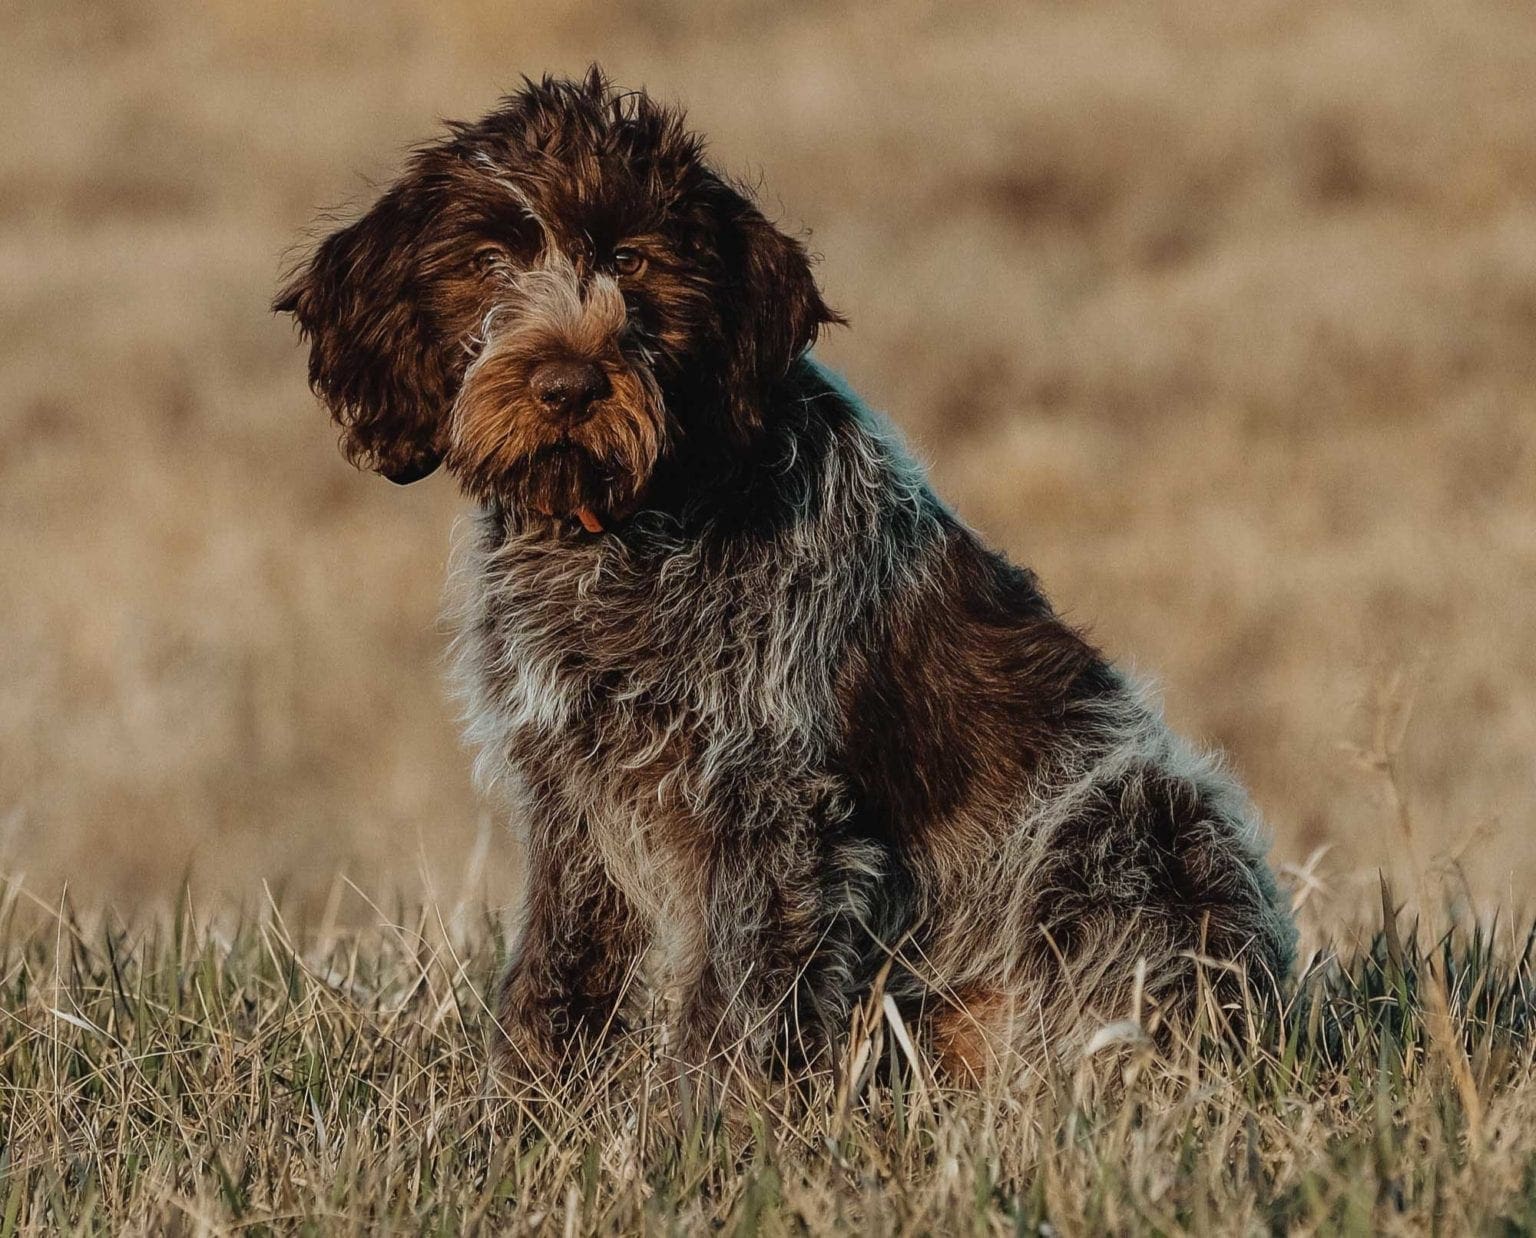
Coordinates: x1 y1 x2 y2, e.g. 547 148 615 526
530 359 611 421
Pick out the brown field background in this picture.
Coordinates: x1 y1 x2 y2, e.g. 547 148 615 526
3 0 1533 915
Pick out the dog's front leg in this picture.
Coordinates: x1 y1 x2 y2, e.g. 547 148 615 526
671 826 822 1088
495 816 645 1080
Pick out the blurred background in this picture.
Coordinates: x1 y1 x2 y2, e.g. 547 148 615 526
3 0 1533 914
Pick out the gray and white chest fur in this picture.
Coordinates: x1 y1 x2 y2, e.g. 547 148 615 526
448 407 938 928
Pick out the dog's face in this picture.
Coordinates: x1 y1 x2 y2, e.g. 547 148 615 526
276 70 838 529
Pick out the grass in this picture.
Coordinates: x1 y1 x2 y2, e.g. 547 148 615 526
4 877 1536 1234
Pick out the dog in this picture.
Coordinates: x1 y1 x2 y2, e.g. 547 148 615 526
276 69 1296 1083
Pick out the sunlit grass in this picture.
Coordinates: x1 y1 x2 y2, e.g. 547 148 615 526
3 874 1535 1233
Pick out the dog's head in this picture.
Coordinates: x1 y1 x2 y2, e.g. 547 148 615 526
275 69 839 529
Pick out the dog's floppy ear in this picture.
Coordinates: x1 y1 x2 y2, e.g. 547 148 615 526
711 182 843 438
274 168 452 484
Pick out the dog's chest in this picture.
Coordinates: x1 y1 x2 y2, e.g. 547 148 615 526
458 529 836 914
467 538 714 750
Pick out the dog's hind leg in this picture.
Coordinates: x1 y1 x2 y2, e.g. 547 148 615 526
923 759 1294 1074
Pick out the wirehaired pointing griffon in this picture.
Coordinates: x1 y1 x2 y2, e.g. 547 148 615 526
277 70 1295 1082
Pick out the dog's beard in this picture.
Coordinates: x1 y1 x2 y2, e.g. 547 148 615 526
445 341 669 528
502 441 646 530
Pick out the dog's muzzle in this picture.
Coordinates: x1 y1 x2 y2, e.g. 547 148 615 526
444 257 669 528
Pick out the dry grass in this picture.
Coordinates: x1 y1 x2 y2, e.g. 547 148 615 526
4 874 1536 1234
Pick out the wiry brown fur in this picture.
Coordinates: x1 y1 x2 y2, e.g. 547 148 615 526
276 69 1296 1088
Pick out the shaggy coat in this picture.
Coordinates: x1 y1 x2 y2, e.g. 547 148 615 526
277 70 1296 1082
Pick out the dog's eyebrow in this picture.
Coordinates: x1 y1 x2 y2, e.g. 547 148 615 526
469 150 554 248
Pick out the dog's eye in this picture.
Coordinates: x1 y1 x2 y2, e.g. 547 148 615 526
473 246 506 275
612 247 646 278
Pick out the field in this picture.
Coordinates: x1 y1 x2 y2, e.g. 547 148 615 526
3 0 1536 1231
3 881 1536 1232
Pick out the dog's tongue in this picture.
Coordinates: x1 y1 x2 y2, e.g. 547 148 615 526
529 500 604 533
